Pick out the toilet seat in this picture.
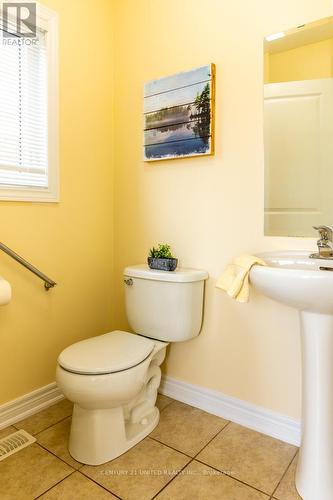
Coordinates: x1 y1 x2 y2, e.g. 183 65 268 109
58 330 155 375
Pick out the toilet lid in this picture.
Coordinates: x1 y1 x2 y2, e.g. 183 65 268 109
58 331 155 375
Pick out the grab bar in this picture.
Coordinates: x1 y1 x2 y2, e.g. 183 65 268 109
0 242 56 291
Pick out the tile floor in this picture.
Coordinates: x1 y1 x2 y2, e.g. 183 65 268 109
0 395 301 500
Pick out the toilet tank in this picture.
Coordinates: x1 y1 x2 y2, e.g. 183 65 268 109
123 265 208 342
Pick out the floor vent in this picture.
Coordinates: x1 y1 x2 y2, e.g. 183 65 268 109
0 429 36 461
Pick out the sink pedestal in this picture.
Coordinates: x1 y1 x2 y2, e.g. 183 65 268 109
250 251 333 498
296 311 333 500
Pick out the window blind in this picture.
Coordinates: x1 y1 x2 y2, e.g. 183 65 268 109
0 24 48 188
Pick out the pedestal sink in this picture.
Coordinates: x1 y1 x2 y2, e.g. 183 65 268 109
250 251 333 500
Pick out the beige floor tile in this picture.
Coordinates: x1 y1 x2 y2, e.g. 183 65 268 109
197 423 296 495
14 399 73 435
156 460 269 500
0 443 73 499
37 417 82 469
150 401 228 456
274 455 302 500
81 436 190 500
39 471 117 499
0 426 17 439
156 394 173 412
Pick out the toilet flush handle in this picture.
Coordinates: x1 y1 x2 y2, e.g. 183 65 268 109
124 278 133 286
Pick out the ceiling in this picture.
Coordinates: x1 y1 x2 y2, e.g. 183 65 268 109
265 16 333 54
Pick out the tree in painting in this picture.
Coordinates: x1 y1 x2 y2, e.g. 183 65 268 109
191 83 211 148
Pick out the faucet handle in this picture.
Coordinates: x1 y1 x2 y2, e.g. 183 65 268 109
313 225 333 242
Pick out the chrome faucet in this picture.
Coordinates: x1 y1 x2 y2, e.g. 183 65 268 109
310 225 333 259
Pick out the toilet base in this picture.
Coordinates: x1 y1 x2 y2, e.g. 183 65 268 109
68 403 160 465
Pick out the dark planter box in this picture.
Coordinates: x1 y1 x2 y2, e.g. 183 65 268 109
147 257 178 271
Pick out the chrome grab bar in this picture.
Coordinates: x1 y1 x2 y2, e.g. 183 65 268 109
0 242 56 291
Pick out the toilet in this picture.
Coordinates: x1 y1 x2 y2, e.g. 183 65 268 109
56 264 208 465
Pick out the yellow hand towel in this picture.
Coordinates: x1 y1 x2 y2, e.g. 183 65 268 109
216 254 266 303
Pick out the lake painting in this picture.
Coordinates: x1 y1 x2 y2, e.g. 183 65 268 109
143 64 215 161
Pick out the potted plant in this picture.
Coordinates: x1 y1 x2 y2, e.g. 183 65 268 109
148 244 178 271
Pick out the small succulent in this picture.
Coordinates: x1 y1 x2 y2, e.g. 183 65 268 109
149 243 175 259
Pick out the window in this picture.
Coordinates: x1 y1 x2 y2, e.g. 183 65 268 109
0 3 58 201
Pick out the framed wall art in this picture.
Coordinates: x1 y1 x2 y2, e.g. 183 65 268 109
143 64 215 161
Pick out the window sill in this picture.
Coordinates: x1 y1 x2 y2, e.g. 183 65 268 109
0 187 59 203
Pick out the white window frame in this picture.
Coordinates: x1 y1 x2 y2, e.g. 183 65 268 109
0 1 59 202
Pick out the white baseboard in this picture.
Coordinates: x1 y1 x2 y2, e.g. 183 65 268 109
0 383 64 430
0 376 301 447
160 375 301 447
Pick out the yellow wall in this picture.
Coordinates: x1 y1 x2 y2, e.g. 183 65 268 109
0 0 114 404
112 0 332 420
267 38 333 83
2 0 333 422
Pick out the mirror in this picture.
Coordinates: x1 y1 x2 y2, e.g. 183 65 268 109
264 16 333 237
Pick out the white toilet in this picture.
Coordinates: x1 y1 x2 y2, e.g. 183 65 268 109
56 264 208 465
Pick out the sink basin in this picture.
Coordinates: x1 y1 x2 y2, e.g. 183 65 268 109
250 250 333 314
250 251 333 500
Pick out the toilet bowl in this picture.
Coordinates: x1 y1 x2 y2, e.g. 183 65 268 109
57 331 167 465
56 265 208 465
